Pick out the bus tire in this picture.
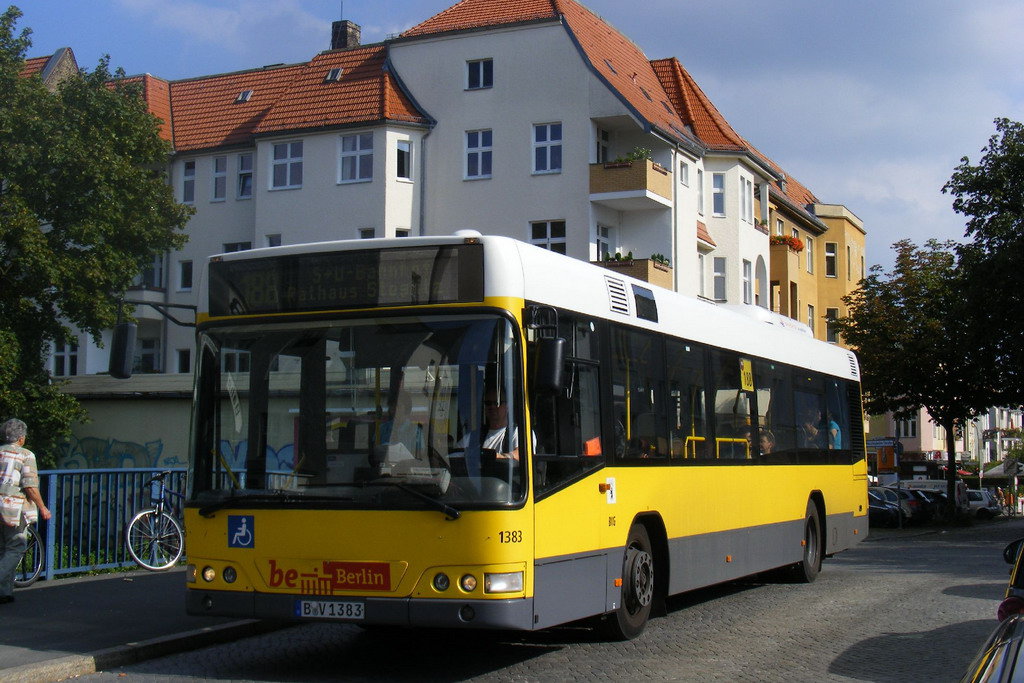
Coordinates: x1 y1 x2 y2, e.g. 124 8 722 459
792 500 822 583
600 523 655 641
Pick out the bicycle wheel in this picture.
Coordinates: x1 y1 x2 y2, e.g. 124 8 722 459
126 509 184 571
14 525 43 587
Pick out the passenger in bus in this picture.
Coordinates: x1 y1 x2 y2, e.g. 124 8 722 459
378 392 424 463
759 428 775 454
798 406 827 448
480 390 519 460
827 415 842 450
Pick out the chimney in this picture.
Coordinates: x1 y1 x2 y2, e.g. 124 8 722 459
331 20 361 50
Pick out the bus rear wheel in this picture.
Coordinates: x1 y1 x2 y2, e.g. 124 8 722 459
600 523 654 640
792 500 822 583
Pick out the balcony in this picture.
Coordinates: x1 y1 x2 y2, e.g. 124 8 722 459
589 160 672 211
593 258 673 290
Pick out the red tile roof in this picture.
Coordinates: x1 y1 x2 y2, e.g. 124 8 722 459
402 0 560 37
652 57 748 152
255 46 426 136
696 221 716 247
119 74 174 143
20 55 49 78
168 45 428 152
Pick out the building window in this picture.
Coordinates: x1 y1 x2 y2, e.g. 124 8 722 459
897 416 918 439
805 236 814 273
178 260 193 291
807 304 815 334
596 128 610 163
826 307 840 343
265 234 281 247
136 337 162 374
359 228 375 239
272 141 303 189
533 123 562 174
697 169 705 214
134 254 164 289
223 242 251 253
467 58 493 89
177 349 191 374
679 160 690 186
741 177 753 223
222 349 250 374
237 152 253 198
847 246 852 280
713 257 727 301
712 173 725 216
52 340 78 377
698 252 707 298
396 228 410 238
212 156 227 201
530 220 566 254
340 133 373 182
742 259 752 304
596 224 613 261
775 218 784 236
182 160 195 203
397 140 412 180
466 130 492 179
825 242 838 277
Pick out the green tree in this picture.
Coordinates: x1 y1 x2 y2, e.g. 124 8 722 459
944 117 1024 409
835 239 998 514
0 6 191 465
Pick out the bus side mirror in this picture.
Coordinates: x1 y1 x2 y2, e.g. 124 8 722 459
535 337 565 394
109 321 137 379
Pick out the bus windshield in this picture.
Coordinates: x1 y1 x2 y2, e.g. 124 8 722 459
190 314 524 512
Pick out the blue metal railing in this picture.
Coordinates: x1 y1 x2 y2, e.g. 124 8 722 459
35 467 187 581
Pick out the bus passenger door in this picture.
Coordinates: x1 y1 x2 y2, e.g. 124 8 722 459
530 334 607 628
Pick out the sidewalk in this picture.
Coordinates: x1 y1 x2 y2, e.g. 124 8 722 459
0 568 281 683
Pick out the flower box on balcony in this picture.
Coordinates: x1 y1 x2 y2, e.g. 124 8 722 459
593 258 673 290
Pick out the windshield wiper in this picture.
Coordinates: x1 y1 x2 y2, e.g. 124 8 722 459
365 480 461 520
197 490 294 517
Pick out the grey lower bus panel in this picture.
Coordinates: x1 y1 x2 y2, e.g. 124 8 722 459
186 588 535 630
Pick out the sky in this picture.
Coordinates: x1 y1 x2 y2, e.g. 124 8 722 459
13 0 1024 271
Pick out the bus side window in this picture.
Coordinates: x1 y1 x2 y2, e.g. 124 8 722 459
611 327 667 460
754 360 795 458
710 350 756 459
665 339 708 459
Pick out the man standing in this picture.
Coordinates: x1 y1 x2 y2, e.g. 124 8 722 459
0 418 52 603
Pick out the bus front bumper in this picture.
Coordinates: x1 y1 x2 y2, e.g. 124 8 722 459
186 588 535 630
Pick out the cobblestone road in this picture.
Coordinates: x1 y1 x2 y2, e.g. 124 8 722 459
83 519 1024 682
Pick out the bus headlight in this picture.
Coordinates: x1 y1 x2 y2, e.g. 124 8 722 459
432 572 450 592
185 564 197 583
222 566 237 584
202 566 216 582
484 571 523 594
460 574 478 592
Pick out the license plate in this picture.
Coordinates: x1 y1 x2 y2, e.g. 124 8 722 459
295 600 365 620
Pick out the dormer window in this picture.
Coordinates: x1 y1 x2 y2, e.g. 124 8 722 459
604 59 617 74
324 68 343 82
235 90 253 103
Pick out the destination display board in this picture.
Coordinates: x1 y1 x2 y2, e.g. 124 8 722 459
208 244 484 317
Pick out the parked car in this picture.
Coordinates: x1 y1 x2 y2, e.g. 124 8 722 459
902 478 970 514
969 489 1004 519
961 612 1024 682
915 489 951 522
868 487 908 525
883 486 932 524
867 489 901 527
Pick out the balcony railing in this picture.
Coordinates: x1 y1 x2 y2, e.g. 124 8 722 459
589 159 673 210
593 258 673 290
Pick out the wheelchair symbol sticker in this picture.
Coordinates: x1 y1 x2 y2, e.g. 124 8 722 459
228 515 254 548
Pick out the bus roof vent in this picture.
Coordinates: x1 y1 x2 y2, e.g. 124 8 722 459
847 352 860 379
604 275 630 316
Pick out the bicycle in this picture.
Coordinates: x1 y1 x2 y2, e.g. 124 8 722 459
14 524 43 587
126 470 185 571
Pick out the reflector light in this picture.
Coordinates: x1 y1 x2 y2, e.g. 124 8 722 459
997 596 1024 621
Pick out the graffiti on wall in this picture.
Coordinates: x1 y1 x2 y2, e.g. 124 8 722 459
57 435 295 471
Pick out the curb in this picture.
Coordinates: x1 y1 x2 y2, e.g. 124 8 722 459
2 619 288 683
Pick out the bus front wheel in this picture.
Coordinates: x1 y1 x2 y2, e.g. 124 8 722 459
601 523 654 640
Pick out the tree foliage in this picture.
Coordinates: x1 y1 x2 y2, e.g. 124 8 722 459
835 240 999 507
944 117 1024 409
0 6 191 464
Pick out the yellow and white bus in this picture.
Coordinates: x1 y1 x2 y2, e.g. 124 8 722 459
184 232 867 639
